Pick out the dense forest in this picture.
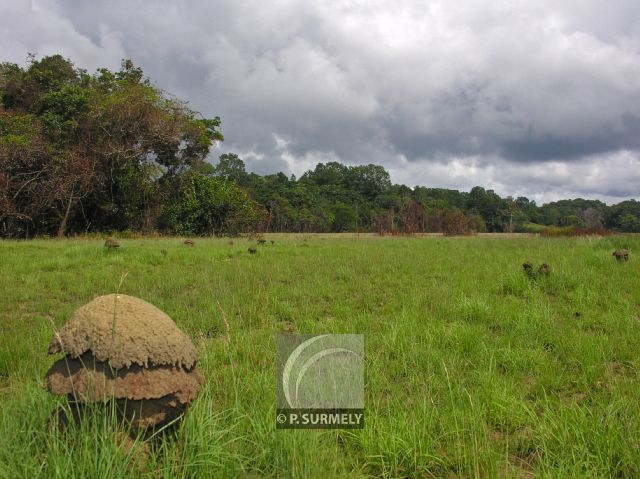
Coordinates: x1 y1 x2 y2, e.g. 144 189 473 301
1 55 639 238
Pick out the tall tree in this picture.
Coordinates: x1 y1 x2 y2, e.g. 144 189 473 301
1 55 223 236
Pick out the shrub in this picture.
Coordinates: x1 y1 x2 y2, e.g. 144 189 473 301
518 222 546 233
162 173 262 236
443 209 482 236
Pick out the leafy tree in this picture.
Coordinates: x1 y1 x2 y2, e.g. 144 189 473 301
213 153 248 185
345 164 391 199
443 209 468 235
332 202 357 232
606 200 640 232
467 186 504 232
560 214 585 227
414 187 468 209
581 207 604 229
538 199 607 227
162 173 259 235
617 214 640 232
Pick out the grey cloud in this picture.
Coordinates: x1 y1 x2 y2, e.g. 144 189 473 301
242 153 291 177
2 0 640 203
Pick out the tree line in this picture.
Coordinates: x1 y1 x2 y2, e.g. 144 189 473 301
1 55 639 238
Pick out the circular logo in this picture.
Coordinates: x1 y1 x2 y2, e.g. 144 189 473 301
282 335 364 409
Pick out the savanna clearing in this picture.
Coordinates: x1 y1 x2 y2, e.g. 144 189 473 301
0 234 639 478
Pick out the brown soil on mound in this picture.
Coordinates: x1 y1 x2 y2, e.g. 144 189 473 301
48 294 198 369
45 352 202 403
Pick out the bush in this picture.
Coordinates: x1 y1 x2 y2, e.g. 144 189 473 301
162 173 262 236
518 222 546 233
443 209 482 236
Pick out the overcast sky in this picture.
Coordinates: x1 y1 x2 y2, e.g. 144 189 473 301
2 0 640 204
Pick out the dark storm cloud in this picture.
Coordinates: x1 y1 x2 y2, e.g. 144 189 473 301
2 0 640 203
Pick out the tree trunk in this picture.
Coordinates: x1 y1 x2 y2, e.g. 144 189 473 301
57 190 75 238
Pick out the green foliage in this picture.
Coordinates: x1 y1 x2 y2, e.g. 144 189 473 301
0 111 42 146
518 222 546 233
163 174 259 235
538 198 607 227
606 200 640 232
468 186 504 231
213 153 247 184
1 54 223 237
560 214 585 227
39 85 91 144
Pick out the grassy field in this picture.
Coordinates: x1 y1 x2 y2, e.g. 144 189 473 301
1 234 639 478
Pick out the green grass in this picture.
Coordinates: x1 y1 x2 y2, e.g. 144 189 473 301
0 234 639 478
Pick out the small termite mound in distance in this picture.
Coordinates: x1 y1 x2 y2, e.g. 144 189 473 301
612 249 629 261
522 261 551 280
104 237 120 249
538 263 551 276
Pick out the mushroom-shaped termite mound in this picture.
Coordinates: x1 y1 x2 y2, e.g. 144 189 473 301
48 294 198 369
45 294 203 436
